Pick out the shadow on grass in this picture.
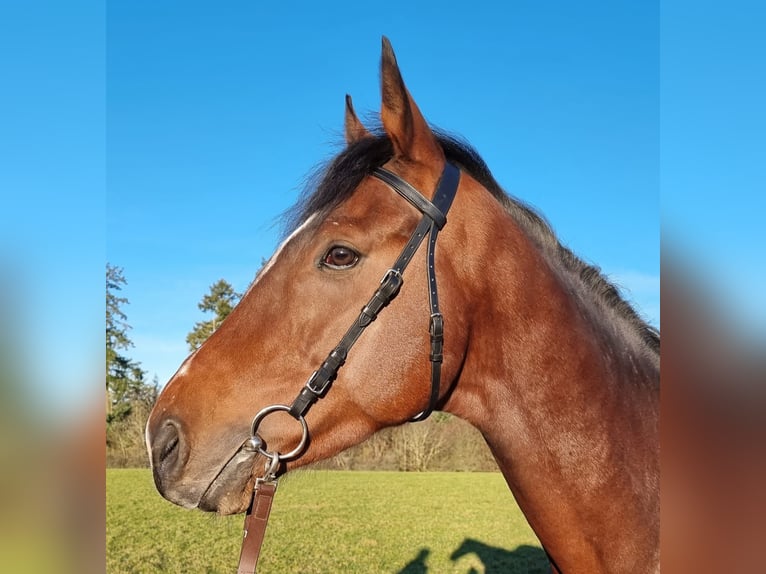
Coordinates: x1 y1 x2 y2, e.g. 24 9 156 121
399 548 430 574
398 539 550 573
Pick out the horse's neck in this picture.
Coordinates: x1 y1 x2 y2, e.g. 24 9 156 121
445 199 659 573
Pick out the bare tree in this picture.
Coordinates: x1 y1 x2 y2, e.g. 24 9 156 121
392 420 446 471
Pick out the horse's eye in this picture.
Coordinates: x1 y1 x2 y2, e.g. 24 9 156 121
322 246 359 269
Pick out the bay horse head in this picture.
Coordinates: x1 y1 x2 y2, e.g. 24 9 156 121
146 37 660 573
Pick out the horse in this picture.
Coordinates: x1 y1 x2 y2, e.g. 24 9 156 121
146 37 660 573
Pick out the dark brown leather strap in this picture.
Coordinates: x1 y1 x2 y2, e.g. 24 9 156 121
237 480 277 574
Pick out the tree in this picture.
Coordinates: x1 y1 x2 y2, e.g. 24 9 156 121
186 279 242 351
391 418 447 471
106 264 150 424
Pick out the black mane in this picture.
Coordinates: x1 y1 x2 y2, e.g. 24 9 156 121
287 129 660 356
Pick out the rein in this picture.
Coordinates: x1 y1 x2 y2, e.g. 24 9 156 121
236 162 460 573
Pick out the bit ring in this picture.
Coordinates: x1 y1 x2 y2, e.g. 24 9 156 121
249 404 309 462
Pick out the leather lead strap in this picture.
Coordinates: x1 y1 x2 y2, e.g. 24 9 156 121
237 480 277 574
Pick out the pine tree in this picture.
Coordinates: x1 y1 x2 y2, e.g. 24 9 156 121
106 264 148 423
186 279 242 351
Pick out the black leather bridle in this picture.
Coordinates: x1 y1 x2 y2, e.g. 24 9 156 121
288 162 461 423
237 162 460 573
245 162 461 471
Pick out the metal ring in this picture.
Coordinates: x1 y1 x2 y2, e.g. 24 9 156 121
249 404 309 462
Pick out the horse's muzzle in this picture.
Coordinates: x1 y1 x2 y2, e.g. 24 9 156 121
147 413 261 513
147 417 196 506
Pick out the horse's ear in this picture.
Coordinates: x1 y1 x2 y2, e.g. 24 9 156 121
344 94 372 145
379 36 444 167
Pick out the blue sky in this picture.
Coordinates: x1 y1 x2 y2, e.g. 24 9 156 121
2 1 763 416
104 1 661 387
40 1 766 417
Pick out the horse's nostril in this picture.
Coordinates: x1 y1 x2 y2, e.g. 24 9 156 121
160 433 179 464
151 419 188 489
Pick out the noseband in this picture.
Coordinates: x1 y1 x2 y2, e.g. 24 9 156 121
236 162 460 573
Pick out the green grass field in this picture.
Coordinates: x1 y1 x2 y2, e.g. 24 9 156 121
107 469 547 573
